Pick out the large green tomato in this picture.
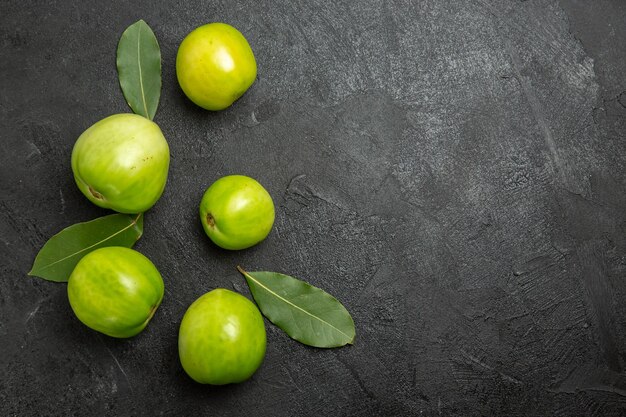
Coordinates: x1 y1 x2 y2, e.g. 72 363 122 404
176 23 257 111
178 289 266 385
199 175 275 250
67 247 164 338
71 113 170 214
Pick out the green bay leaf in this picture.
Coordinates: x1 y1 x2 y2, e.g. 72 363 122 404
238 267 355 348
29 213 143 282
116 20 161 120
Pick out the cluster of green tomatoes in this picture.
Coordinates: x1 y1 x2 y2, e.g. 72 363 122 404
68 23 272 385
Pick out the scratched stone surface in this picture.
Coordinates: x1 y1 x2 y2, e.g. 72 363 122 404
1 0 625 416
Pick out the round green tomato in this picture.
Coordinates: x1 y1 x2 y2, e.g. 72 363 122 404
67 247 164 338
199 175 275 250
178 288 266 385
176 23 257 111
71 113 170 214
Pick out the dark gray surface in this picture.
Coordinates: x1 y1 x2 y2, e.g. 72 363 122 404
1 0 625 416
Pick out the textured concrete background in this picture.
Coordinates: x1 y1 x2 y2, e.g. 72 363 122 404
1 0 625 415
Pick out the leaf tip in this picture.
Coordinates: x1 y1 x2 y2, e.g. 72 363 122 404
132 19 148 27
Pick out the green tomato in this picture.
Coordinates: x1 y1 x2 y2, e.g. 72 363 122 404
199 175 275 250
71 113 170 214
176 23 257 111
67 247 164 338
178 288 266 385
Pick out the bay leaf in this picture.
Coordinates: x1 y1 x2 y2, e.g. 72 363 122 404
237 267 355 348
29 213 143 282
116 20 161 120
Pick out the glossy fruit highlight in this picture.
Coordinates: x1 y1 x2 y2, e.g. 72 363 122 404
199 175 275 250
71 113 170 214
176 23 257 110
67 246 164 338
178 289 266 385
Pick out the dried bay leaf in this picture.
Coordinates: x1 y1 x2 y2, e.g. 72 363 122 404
29 213 143 282
116 20 161 120
238 267 355 348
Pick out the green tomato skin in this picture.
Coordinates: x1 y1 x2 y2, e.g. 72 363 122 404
178 289 266 385
67 247 164 338
199 175 275 250
176 23 257 111
71 113 170 214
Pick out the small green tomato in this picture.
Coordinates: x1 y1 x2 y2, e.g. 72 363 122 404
176 23 257 110
178 289 266 385
71 113 170 214
67 247 164 338
199 175 275 250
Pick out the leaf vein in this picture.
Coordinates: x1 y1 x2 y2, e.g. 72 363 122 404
136 25 149 118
